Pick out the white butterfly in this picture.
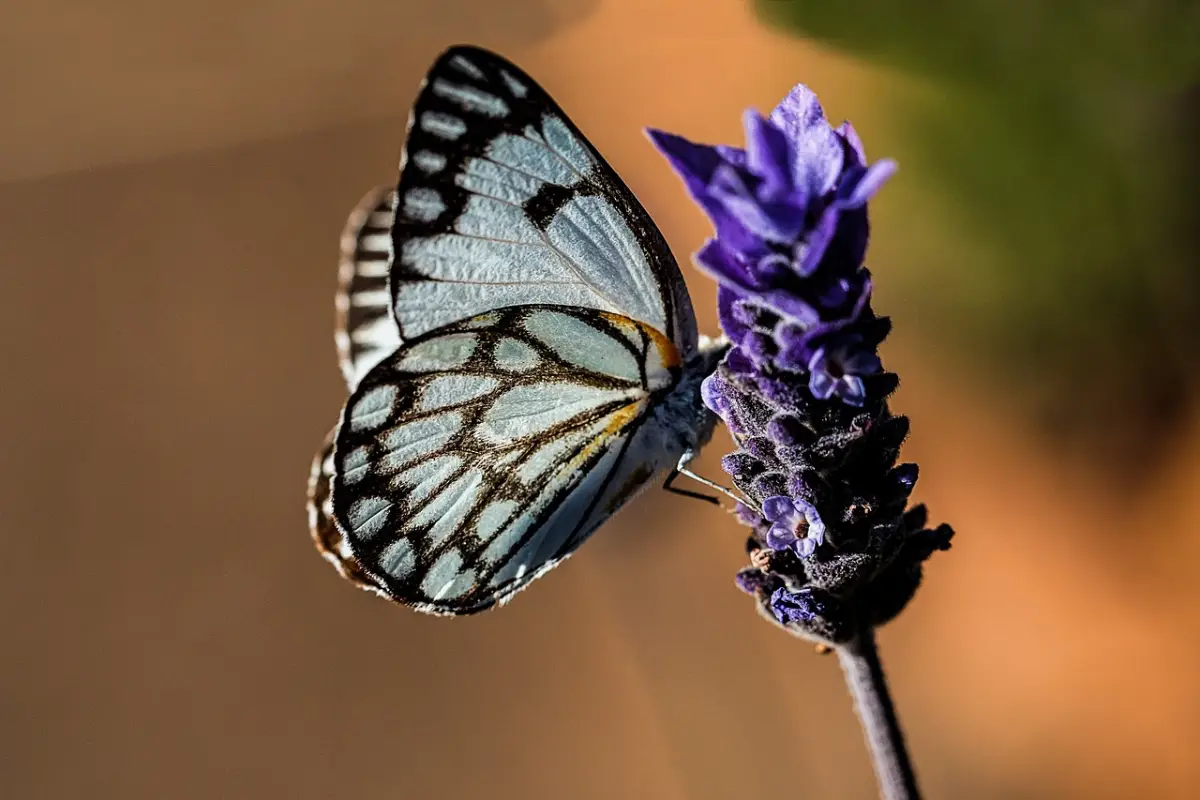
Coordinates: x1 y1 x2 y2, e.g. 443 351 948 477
307 45 727 615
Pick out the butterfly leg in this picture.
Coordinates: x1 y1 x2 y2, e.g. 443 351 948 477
663 449 746 507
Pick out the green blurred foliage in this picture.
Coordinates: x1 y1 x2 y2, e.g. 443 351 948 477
758 0 1200 472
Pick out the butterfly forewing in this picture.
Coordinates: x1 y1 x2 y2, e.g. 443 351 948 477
330 305 684 614
389 45 699 357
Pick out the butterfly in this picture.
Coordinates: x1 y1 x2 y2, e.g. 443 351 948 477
307 45 729 615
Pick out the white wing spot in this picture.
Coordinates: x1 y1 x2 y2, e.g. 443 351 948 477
420 111 467 139
455 194 541 242
500 70 528 98
421 549 472 600
419 469 485 549
379 538 416 579
517 434 580 483
349 385 398 432
449 54 485 79
416 374 500 412
391 454 461 504
515 415 611 484
491 449 523 470
379 411 462 474
431 78 509 117
351 289 390 307
397 334 477 371
458 156 543 204
487 133 578 187
493 337 540 372
403 188 446 222
482 513 536 572
545 196 665 333
477 383 638 445
347 496 391 540
476 500 518 542
541 114 593 175
524 310 641 382
340 445 372 485
411 150 447 173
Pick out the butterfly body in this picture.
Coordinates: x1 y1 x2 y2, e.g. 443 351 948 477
308 46 725 614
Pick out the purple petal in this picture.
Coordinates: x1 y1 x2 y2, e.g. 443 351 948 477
795 205 841 277
762 495 795 522
795 537 818 558
708 164 804 244
840 159 897 208
836 121 867 165
770 587 819 624
716 285 752 345
695 246 823 326
646 128 726 190
743 110 793 198
695 239 758 291
836 375 867 406
766 524 797 551
845 349 883 375
735 567 767 595
804 507 826 543
809 369 837 400
716 144 747 168
743 332 777 364
755 287 823 326
700 373 733 416
769 84 827 140
724 345 756 376
775 322 807 348
735 502 760 526
769 84 843 198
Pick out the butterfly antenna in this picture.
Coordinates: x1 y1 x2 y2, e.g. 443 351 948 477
664 450 752 510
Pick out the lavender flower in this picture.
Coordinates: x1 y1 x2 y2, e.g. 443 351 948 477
763 495 825 557
649 85 953 647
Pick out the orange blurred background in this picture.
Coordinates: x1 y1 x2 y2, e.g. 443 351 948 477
3 1 1197 798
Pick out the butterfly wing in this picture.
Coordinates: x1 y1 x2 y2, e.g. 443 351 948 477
330 305 690 614
307 427 391 597
308 187 404 582
388 45 699 358
335 186 403 390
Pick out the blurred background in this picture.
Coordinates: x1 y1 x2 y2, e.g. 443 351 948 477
2 0 1197 797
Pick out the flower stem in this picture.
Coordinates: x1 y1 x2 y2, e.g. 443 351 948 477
836 627 921 800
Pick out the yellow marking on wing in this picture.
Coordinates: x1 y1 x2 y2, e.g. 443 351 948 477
598 312 681 369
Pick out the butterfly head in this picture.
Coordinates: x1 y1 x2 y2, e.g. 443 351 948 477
652 334 730 454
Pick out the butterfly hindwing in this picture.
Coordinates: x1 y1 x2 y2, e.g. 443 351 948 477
335 186 403 390
389 45 699 358
330 305 686 614
307 427 390 597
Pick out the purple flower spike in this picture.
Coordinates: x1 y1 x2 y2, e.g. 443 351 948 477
651 79 954 647
762 495 826 558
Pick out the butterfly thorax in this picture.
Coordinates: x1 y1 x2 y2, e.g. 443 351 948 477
652 335 729 457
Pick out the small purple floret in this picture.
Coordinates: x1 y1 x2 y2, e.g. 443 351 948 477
762 495 826 558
